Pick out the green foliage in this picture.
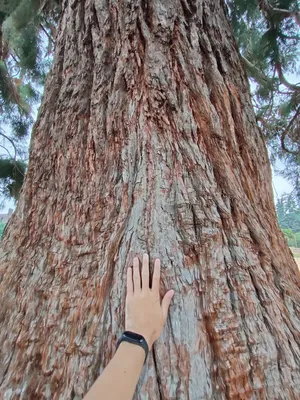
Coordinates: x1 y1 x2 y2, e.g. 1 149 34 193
282 228 297 247
0 0 60 207
295 232 300 247
276 193 300 247
11 116 31 138
0 221 6 238
282 228 295 240
276 192 300 232
0 158 27 201
228 0 300 197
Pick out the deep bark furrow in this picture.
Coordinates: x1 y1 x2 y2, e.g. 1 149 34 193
0 329 19 386
152 348 163 400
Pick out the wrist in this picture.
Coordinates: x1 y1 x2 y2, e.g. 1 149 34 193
142 334 154 350
118 341 145 356
116 341 146 367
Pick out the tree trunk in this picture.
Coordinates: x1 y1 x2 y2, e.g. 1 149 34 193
1 0 300 398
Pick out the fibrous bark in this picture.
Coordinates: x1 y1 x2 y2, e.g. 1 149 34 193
1 0 300 399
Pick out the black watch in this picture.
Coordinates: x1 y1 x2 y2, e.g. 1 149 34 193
116 331 149 362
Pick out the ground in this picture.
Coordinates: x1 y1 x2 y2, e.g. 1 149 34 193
290 247 300 268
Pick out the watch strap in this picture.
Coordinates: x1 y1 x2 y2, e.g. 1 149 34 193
116 331 149 362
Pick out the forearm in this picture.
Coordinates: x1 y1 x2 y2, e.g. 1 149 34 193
83 254 174 400
84 342 145 400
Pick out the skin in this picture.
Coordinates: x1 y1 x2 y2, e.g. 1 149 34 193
83 253 174 400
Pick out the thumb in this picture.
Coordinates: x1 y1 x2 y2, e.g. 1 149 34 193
162 289 174 321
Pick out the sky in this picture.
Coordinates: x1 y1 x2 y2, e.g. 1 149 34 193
272 170 293 198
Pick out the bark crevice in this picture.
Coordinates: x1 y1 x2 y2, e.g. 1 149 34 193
152 347 163 400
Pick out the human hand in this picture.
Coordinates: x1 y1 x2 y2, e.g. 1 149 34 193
125 253 174 349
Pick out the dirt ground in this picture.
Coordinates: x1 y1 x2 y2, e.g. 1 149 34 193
294 258 300 268
290 247 300 268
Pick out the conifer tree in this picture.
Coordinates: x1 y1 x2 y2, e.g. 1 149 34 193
228 0 300 194
0 0 59 202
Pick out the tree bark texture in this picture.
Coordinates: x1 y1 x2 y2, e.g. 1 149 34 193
1 0 300 399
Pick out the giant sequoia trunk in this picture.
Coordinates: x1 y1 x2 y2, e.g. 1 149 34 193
1 0 300 399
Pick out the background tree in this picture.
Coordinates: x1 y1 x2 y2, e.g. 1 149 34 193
228 0 300 196
276 192 300 232
276 192 300 247
295 231 300 246
282 227 297 246
0 0 59 202
0 158 26 203
0 0 300 398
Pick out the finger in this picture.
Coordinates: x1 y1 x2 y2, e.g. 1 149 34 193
142 253 150 291
152 258 161 294
126 267 133 296
133 256 141 292
162 290 175 321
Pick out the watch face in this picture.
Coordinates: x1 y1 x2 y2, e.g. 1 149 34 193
124 331 144 342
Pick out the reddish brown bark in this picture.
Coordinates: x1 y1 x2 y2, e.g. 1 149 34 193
1 0 300 399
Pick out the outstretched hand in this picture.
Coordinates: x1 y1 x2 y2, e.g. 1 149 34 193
125 253 174 349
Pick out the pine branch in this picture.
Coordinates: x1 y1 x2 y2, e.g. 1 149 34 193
1 60 30 114
0 135 26 179
279 33 300 41
42 16 57 39
10 53 20 65
0 145 14 160
281 107 300 154
241 55 272 86
39 23 54 45
259 0 300 27
0 131 17 160
275 61 300 92
256 115 276 134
